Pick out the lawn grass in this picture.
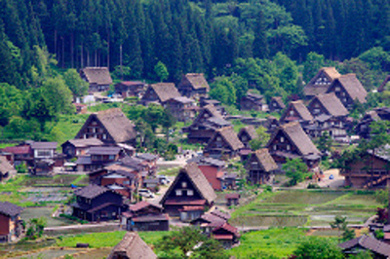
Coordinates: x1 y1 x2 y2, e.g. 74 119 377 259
228 227 337 258
56 231 170 248
54 114 89 146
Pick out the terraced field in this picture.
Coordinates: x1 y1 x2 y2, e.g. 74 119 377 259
231 190 380 227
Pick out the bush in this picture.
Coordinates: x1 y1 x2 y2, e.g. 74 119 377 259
375 229 384 239
307 183 321 189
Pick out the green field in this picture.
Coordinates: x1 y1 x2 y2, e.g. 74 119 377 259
228 228 338 258
231 190 380 227
56 231 170 248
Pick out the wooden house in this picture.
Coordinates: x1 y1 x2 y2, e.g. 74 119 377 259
307 93 348 118
340 145 390 189
238 126 258 148
122 201 169 231
115 81 145 98
303 67 341 99
30 142 57 161
326 74 367 110
2 145 33 166
75 108 137 145
190 209 239 249
266 122 321 169
305 93 349 140
240 92 267 111
204 127 244 159
185 104 232 144
76 146 122 172
268 97 285 113
74 103 87 114
212 222 240 249
225 193 240 206
140 83 181 105
0 156 16 182
199 98 226 116
72 184 125 221
188 156 227 191
107 232 157 259
160 163 217 219
164 96 198 122
61 138 104 159
177 73 210 99
279 100 313 125
304 115 348 141
246 149 278 185
339 235 390 258
80 67 112 93
355 107 390 139
0 202 23 243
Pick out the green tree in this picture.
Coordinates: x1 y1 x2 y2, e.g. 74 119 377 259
63 69 89 98
154 61 169 82
209 77 236 105
41 76 74 115
282 158 308 186
316 132 332 154
248 126 270 150
292 238 343 259
156 226 227 258
161 109 176 143
303 52 326 83
26 217 47 240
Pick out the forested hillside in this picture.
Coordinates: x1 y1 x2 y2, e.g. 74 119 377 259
2 0 390 86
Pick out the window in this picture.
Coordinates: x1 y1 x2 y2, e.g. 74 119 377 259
103 134 107 140
289 110 294 116
286 145 290 151
280 137 284 142
182 182 187 188
315 103 319 108
335 86 340 91
217 137 222 141
109 155 115 160
273 145 277 151
176 190 182 196
187 190 194 196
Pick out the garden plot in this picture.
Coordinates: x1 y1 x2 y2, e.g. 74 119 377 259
21 207 75 227
231 190 380 227
9 249 79 259
19 175 82 186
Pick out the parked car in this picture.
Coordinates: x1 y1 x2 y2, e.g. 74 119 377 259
157 175 171 185
138 189 155 198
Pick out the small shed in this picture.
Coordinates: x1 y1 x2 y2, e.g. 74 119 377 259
225 193 240 206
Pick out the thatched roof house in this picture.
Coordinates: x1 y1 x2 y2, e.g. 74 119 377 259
80 67 112 92
280 100 313 124
307 92 349 117
304 67 341 98
107 232 157 259
178 73 210 98
326 73 367 109
75 108 136 145
141 83 181 105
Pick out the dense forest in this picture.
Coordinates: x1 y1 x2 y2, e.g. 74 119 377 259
2 0 390 84
1 0 390 141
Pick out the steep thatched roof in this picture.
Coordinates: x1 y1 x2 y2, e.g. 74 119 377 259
180 73 210 90
252 149 278 172
304 67 341 96
310 93 349 117
149 83 181 103
107 232 157 259
281 100 313 122
76 108 136 143
0 202 23 217
268 122 320 156
80 67 112 85
208 127 245 151
160 162 217 205
271 96 285 109
238 125 258 141
339 235 390 257
328 74 367 103
0 156 15 176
